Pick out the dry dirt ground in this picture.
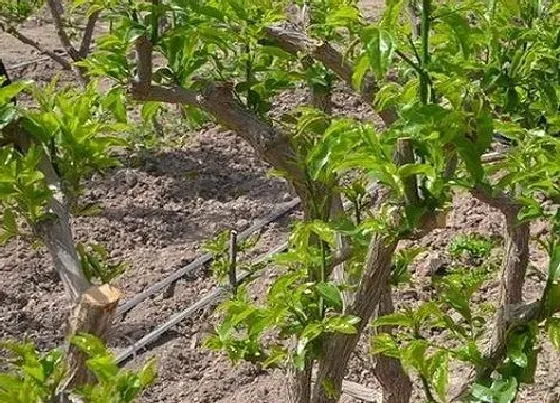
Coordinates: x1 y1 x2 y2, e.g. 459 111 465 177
1 2 560 402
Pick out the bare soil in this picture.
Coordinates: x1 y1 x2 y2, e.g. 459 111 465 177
1 3 559 402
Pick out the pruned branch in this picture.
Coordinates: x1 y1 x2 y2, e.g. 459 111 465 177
131 37 307 194
2 25 72 70
471 184 520 214
456 184 531 401
264 24 397 125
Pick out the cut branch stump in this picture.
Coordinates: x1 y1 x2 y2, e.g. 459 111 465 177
67 284 120 387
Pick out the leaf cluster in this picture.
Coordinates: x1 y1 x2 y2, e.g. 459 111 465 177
0 334 155 403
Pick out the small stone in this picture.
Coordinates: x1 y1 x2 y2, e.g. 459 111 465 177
236 219 250 231
416 252 450 277
125 171 137 187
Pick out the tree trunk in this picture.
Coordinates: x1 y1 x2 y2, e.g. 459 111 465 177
66 284 120 387
373 285 413 403
9 124 92 303
311 234 398 403
501 209 530 306
288 359 313 403
454 189 532 398
488 208 530 367
35 155 91 303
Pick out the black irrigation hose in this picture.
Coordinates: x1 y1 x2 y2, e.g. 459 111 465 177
116 198 301 315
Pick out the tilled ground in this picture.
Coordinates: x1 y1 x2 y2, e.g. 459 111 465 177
1 4 560 403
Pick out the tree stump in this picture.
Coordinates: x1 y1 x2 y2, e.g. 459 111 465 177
67 284 120 387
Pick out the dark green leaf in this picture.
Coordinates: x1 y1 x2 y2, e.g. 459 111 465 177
315 283 343 311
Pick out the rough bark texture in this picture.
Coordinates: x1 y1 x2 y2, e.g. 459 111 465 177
501 210 530 306
487 208 530 370
464 187 531 393
45 0 95 82
45 0 80 60
131 37 311 209
67 284 120 387
312 234 398 403
373 285 413 403
287 360 313 403
35 155 91 303
78 11 100 59
264 25 397 125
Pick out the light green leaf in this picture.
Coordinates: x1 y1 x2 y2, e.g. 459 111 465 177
429 351 449 401
362 27 395 79
546 317 560 351
370 334 400 358
397 163 435 179
141 101 161 124
0 80 30 104
352 54 370 91
324 315 360 334
548 244 560 282
372 312 415 328
85 354 119 383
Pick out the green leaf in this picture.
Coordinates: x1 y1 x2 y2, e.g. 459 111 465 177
370 334 400 358
380 0 406 30
0 106 17 129
307 220 335 246
401 340 428 373
507 333 528 368
397 163 435 179
545 285 560 317
298 322 323 354
429 351 449 401
315 283 343 311
472 378 518 403
362 27 395 79
138 358 157 388
352 54 370 91
2 208 18 235
325 5 361 28
86 354 119 382
323 315 360 334
548 244 560 282
0 80 30 104
415 302 443 326
70 333 108 357
440 285 472 322
546 317 560 351
456 138 484 183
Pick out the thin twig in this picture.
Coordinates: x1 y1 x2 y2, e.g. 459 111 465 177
46 0 80 61
228 230 238 295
